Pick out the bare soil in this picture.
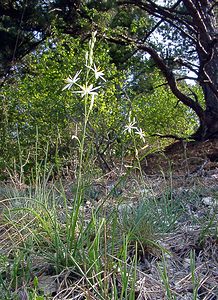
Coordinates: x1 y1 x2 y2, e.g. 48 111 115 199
143 138 218 178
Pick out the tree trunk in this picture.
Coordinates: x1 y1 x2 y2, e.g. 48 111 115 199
195 45 218 140
192 1 218 140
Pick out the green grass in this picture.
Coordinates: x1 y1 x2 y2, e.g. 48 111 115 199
0 174 218 299
0 181 138 299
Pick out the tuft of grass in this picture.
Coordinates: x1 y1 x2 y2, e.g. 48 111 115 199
0 183 140 299
117 202 156 253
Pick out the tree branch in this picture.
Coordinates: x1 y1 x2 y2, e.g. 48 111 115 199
117 0 197 34
106 34 205 119
183 0 212 41
150 133 184 140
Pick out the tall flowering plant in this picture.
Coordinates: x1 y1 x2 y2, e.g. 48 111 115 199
63 31 106 174
62 31 106 254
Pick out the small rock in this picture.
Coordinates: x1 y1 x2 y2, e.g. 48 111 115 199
117 202 134 214
177 292 199 300
38 275 57 296
202 197 214 206
183 258 191 269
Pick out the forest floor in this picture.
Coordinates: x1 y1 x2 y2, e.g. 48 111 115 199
80 138 218 299
135 139 218 299
0 139 218 299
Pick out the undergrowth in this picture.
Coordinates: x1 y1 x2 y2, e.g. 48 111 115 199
1 176 217 299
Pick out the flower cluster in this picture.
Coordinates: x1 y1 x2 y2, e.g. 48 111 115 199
124 114 145 142
62 31 105 110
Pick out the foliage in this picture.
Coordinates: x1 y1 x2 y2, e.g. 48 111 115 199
0 0 91 77
1 0 218 141
130 69 204 138
82 0 218 140
1 27 204 177
0 31 125 176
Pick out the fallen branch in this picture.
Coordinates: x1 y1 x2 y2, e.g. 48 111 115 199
150 133 185 140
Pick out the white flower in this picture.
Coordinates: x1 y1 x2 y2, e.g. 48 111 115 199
73 84 100 97
124 121 137 134
71 135 81 145
89 94 95 110
87 64 106 81
135 128 145 142
124 114 137 134
62 70 81 90
92 31 97 39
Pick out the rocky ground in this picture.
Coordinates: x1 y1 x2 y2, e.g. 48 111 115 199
143 138 218 178
126 138 218 299
93 138 218 299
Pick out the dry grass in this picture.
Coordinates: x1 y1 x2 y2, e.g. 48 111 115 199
0 152 218 299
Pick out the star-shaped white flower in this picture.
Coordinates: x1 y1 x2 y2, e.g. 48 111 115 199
73 84 101 97
87 64 106 81
62 70 81 90
123 121 137 134
135 128 145 142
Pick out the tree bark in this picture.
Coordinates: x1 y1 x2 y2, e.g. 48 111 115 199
189 0 218 139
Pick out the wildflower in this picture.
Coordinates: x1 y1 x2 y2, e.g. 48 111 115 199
62 70 81 90
124 120 137 134
71 135 81 146
135 128 145 142
92 31 97 39
89 94 95 110
73 84 100 97
88 31 97 66
87 64 106 81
